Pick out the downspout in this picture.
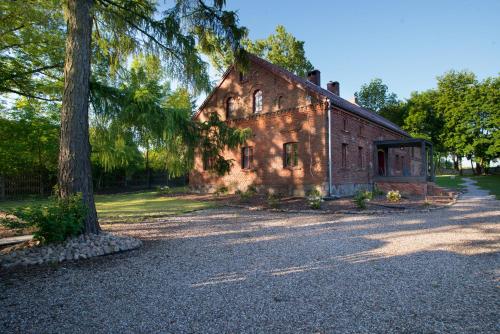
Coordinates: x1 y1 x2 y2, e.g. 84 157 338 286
327 99 333 197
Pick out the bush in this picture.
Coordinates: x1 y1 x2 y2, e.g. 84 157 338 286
373 185 385 196
236 185 257 202
354 190 373 209
267 193 281 209
215 185 229 196
386 190 402 202
307 188 323 209
156 185 171 195
0 194 86 244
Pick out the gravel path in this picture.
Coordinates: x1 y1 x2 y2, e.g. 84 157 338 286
1 179 499 333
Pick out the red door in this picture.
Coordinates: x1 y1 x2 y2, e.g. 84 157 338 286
378 150 385 176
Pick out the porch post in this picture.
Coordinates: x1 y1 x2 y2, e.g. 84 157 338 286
429 143 434 181
421 141 427 177
386 147 390 176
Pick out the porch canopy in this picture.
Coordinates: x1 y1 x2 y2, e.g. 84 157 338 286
374 138 434 182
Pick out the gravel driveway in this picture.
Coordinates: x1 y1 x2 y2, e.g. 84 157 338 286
1 179 499 333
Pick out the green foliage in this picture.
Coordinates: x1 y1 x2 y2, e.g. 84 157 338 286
378 101 408 127
236 185 257 202
0 194 86 244
215 185 229 196
372 186 385 196
354 78 399 113
197 112 252 176
386 190 402 202
156 185 171 195
403 71 499 172
0 0 65 100
267 193 281 209
244 25 314 77
403 90 444 150
206 25 314 77
0 98 60 176
353 190 373 209
307 188 323 210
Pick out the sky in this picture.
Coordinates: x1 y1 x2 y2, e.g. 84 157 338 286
208 0 499 101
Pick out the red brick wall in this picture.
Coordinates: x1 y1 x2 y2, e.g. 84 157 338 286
190 103 329 195
190 58 416 196
329 108 411 195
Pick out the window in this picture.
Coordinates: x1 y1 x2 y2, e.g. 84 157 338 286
253 90 263 113
226 97 235 119
358 146 364 168
343 118 347 131
203 156 215 171
284 142 298 167
359 124 363 136
277 95 284 110
395 154 400 170
342 143 348 168
241 147 253 170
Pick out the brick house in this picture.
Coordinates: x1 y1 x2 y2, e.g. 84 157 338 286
190 55 434 197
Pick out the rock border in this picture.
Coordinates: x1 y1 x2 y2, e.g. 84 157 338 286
0 232 142 269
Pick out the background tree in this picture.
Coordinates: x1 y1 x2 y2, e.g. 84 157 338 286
0 99 60 192
435 70 477 173
354 78 399 113
206 25 314 77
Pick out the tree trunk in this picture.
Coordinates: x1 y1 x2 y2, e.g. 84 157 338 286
58 0 99 234
457 155 463 176
470 160 476 175
145 144 151 189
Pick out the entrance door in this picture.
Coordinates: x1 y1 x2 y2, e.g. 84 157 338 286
378 150 386 176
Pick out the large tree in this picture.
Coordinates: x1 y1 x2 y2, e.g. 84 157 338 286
58 0 248 233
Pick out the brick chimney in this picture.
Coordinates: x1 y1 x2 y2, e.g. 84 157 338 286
307 70 321 86
327 81 339 95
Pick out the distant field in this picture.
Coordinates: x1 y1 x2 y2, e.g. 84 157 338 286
436 174 500 199
470 175 500 199
435 175 466 190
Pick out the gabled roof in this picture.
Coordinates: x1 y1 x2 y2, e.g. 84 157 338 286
195 54 410 137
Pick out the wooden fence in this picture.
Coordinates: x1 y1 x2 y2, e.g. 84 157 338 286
0 171 187 200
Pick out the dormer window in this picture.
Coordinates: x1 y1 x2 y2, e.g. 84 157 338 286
226 97 235 119
253 90 263 113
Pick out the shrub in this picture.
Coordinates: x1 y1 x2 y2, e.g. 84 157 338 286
373 185 385 196
215 185 229 196
156 185 171 195
307 188 323 209
267 193 281 209
386 190 402 202
236 185 257 202
247 185 258 194
354 190 373 209
0 194 86 244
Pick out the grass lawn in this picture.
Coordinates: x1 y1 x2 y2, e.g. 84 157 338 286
436 174 500 199
0 189 215 223
470 175 500 199
435 175 466 190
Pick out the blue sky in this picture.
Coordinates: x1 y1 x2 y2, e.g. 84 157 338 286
216 0 499 101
